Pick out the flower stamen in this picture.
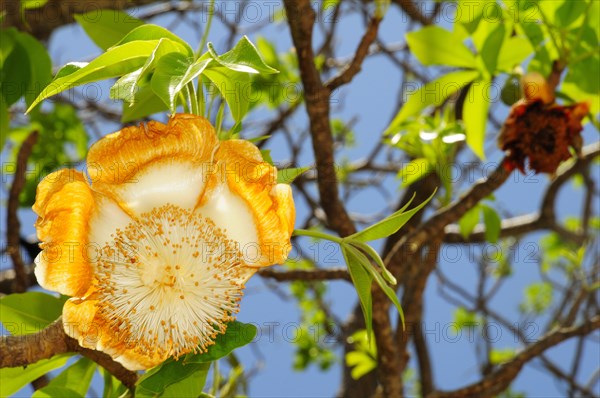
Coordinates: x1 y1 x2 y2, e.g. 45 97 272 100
94 203 244 358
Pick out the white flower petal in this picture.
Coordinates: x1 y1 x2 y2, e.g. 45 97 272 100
115 160 207 215
195 182 262 265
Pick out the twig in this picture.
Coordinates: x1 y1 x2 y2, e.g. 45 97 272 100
7 131 38 293
258 268 350 282
427 316 600 398
325 16 381 91
0 318 138 390
444 143 600 244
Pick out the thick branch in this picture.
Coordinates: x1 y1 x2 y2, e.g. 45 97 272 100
0 0 160 40
0 318 138 390
283 0 355 237
444 142 600 244
385 160 510 270
427 316 600 398
7 131 38 293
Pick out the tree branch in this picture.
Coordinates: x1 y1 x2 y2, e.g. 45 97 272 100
283 0 356 237
0 318 138 390
444 142 600 244
258 268 350 282
6 131 38 293
1 0 161 40
427 316 600 398
324 16 381 91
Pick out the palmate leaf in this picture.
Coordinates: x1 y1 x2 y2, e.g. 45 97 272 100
0 28 51 107
0 292 66 335
0 355 72 397
202 65 251 123
206 36 279 74
151 53 213 111
348 189 436 243
74 9 144 50
277 166 311 184
114 38 191 104
136 321 256 397
342 246 374 339
113 24 193 56
385 70 479 134
406 26 477 68
463 79 490 159
32 357 96 398
26 40 165 112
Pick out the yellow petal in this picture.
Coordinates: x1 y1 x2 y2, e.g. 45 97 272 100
201 140 295 267
86 114 218 216
33 169 94 297
63 295 167 370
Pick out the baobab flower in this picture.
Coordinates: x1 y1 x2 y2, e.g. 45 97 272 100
33 114 295 370
499 72 589 174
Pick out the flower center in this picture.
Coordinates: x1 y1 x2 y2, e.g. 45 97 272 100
94 203 245 359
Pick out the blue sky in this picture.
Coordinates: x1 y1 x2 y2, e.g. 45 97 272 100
2 2 599 397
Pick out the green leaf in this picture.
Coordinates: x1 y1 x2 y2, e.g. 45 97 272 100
481 205 501 243
463 79 489 159
207 36 279 74
397 158 431 188
1 29 51 107
349 190 436 243
32 387 83 398
27 40 162 112
135 359 210 398
54 62 86 79
345 245 405 326
348 240 396 285
101 367 127 398
479 24 505 75
497 36 533 72
0 354 71 397
346 351 377 380
188 321 257 363
21 0 48 9
342 246 373 339
74 10 144 50
113 24 193 56
0 292 66 335
113 37 193 105
134 321 255 398
277 166 310 184
0 96 8 150
555 0 587 28
151 53 212 111
110 68 142 102
121 83 169 123
520 282 553 314
406 26 477 68
0 29 29 105
203 65 251 123
34 357 96 397
489 348 516 365
453 307 479 332
151 53 192 111
459 205 480 239
386 70 479 133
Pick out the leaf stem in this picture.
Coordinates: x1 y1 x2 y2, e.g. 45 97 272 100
197 0 216 57
187 82 198 115
293 229 343 243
